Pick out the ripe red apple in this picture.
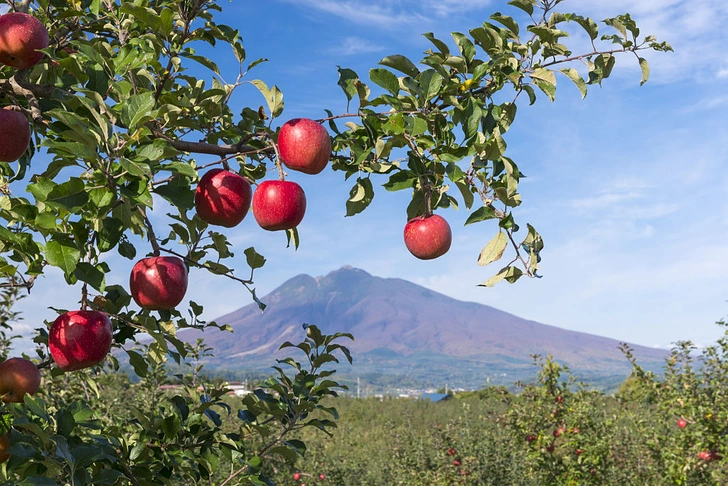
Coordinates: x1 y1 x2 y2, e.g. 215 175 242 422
318 473 325 480
195 169 252 227
0 108 31 162
130 256 188 310
293 472 301 481
452 460 461 467
252 180 306 231
526 434 536 443
677 419 687 429
0 357 41 403
553 427 564 438
403 214 452 260
711 451 722 461
575 449 583 456
698 451 712 462
447 447 456 456
0 12 49 69
546 444 555 453
49 310 113 371
278 118 331 175
0 433 8 464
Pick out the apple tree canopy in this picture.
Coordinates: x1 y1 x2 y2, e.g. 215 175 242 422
0 0 669 483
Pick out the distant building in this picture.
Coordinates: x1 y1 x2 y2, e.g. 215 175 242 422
419 393 452 403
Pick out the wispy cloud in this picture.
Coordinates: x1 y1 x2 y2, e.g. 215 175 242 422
328 37 386 56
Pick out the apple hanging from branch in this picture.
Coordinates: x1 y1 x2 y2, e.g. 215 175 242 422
278 118 332 175
0 357 41 403
0 108 31 162
130 256 188 310
48 310 113 371
403 214 452 260
252 180 307 231
195 168 252 228
0 12 49 69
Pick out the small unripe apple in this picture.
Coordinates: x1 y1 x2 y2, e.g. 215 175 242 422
252 180 306 231
0 108 31 162
49 310 113 371
130 256 188 310
403 214 452 260
0 12 49 69
278 118 331 175
0 357 41 402
677 419 687 429
195 169 252 227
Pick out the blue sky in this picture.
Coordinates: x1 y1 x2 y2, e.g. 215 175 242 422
12 0 728 354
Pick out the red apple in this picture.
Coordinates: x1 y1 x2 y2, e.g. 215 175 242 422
447 447 456 456
677 419 687 429
293 472 301 481
278 118 331 175
0 433 8 464
526 434 536 443
0 357 41 403
252 180 306 231
546 444 555 453
452 460 460 467
0 108 31 162
49 310 113 371
403 214 452 260
130 256 188 310
318 473 325 480
553 427 564 438
698 451 712 461
0 12 49 69
575 449 583 456
195 169 252 227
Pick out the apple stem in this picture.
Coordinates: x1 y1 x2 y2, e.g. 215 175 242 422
36 359 53 370
80 282 88 310
271 142 286 181
424 183 433 217
139 208 161 256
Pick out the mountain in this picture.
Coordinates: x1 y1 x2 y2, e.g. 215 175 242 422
181 266 666 391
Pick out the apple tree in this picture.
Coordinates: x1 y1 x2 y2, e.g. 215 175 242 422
0 0 669 483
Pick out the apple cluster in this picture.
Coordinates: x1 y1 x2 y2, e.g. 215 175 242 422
0 12 48 163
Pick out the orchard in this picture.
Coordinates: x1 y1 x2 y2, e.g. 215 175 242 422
0 0 674 484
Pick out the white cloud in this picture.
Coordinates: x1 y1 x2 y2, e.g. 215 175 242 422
328 37 386 56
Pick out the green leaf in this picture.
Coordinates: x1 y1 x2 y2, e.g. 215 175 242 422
507 0 534 16
121 92 156 130
250 80 284 118
490 13 519 36
638 57 650 86
46 178 88 212
126 350 148 378
337 66 359 103
244 247 266 270
422 32 450 56
478 231 508 266
346 178 374 217
451 32 476 63
369 68 400 95
45 236 81 275
379 54 420 77
465 206 498 226
530 67 556 85
418 69 444 100
73 262 106 292
559 68 587 99
479 265 523 287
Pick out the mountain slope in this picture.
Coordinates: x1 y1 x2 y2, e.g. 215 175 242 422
182 266 665 388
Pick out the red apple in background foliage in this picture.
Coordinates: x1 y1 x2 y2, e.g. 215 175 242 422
293 472 301 481
195 169 252 227
0 12 49 69
0 108 31 162
278 118 331 175
130 256 188 310
49 311 113 371
403 214 452 260
698 451 712 462
252 180 306 231
0 357 40 402
677 419 687 429
0 433 8 464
